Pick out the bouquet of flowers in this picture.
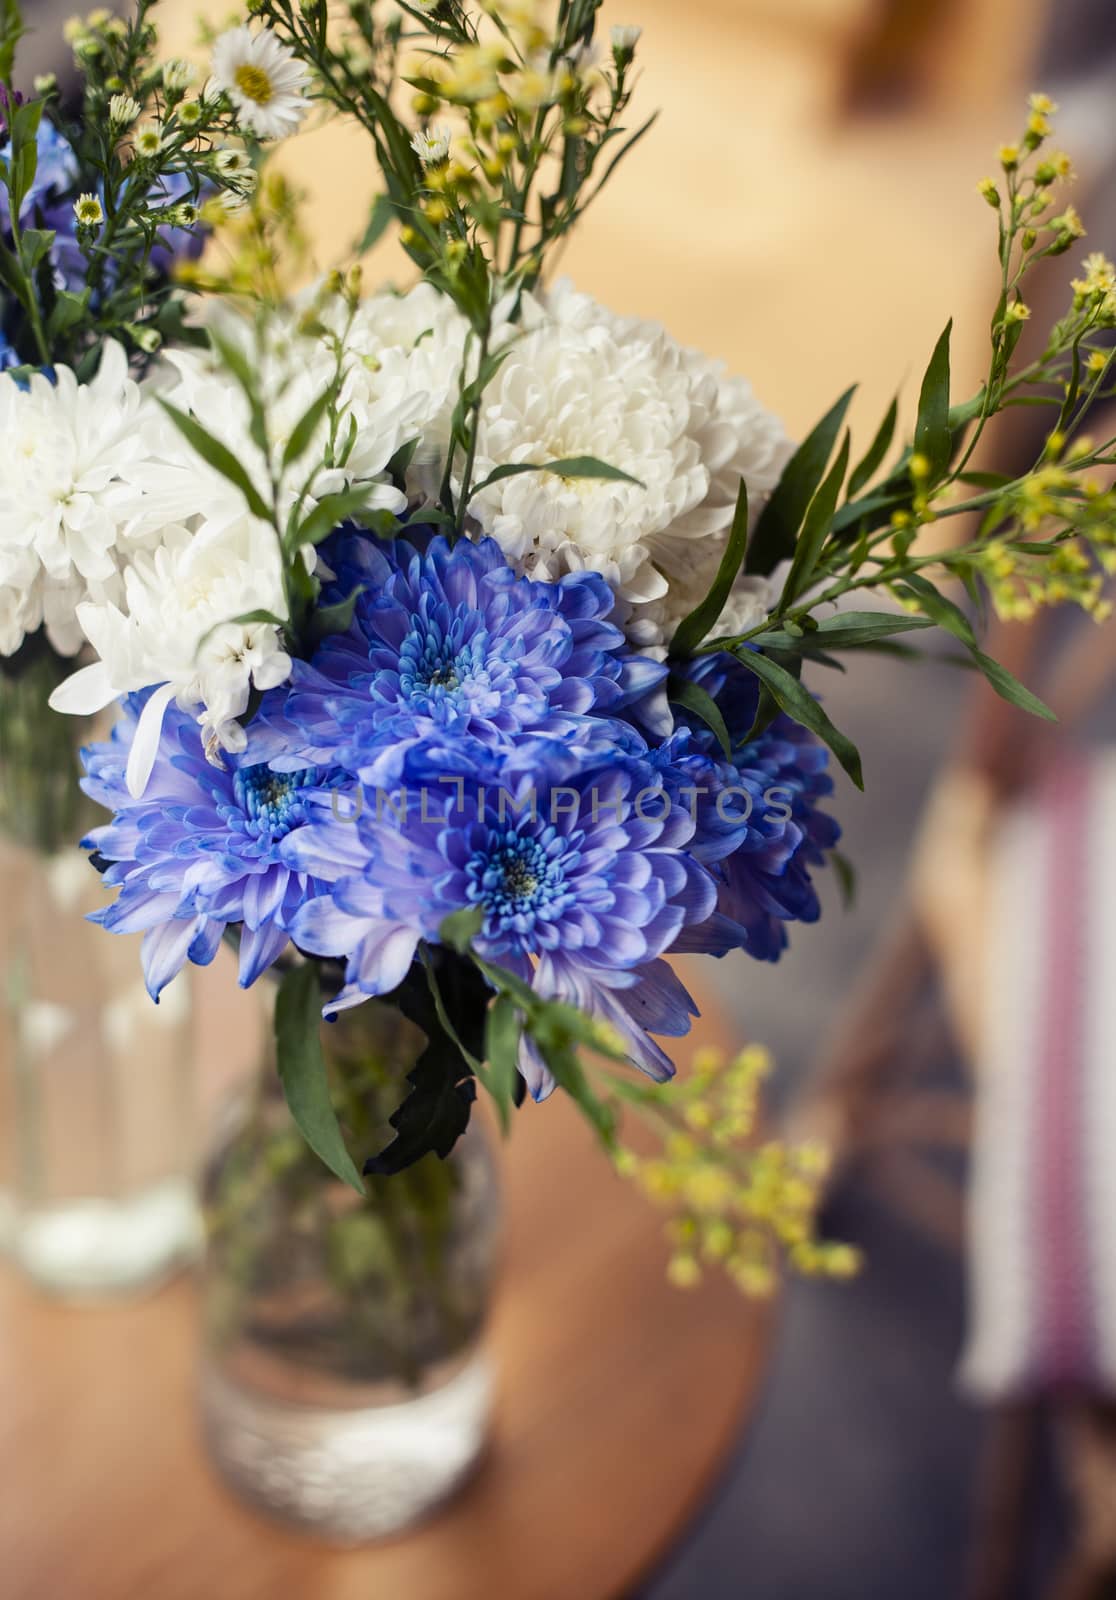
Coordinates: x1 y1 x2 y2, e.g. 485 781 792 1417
7 0 1116 1295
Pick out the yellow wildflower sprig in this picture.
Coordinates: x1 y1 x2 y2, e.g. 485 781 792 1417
610 1047 860 1297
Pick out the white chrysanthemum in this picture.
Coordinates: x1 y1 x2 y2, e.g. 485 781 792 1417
210 25 310 141
123 303 429 538
49 519 291 797
0 343 161 656
337 282 471 497
465 280 792 655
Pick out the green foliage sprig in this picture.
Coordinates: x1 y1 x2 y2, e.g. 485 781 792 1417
665 94 1116 788
0 0 256 373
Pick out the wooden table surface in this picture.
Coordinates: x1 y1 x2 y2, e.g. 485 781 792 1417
0 991 772 1600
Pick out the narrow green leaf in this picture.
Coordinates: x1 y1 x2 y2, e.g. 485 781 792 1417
307 586 363 647
483 994 521 1135
669 479 749 659
830 850 857 909
294 488 391 551
470 455 643 498
8 99 41 215
355 192 396 255
779 429 851 607
894 573 976 647
737 650 865 789
914 320 953 483
282 385 332 470
847 395 898 498
745 386 856 576
275 964 365 1193
158 398 272 523
540 1040 617 1147
754 611 936 652
969 648 1056 722
668 676 732 760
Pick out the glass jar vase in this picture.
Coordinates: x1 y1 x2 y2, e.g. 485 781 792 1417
198 990 502 1542
0 643 199 1295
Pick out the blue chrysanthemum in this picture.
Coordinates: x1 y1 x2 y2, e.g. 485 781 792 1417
667 653 840 962
249 532 667 782
282 739 717 1098
81 696 346 998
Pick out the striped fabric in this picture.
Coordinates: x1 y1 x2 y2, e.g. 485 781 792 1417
961 751 1116 1399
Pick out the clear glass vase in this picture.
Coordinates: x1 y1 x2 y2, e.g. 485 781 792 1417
0 643 199 1296
199 989 502 1543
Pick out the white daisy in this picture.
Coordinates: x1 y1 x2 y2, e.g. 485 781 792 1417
611 25 642 53
210 25 310 142
410 125 452 166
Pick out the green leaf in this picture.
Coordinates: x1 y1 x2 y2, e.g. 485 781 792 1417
483 994 522 1134
275 964 365 1193
307 585 364 648
470 455 643 498
755 611 936 652
439 905 485 954
830 849 856 909
779 429 851 607
283 386 334 472
0 0 24 81
208 328 268 454
45 287 90 340
914 320 953 484
535 1032 616 1147
18 226 52 274
294 488 392 551
157 398 272 523
669 478 749 659
847 395 898 498
668 676 732 760
745 386 856 576
8 98 41 215
969 648 1056 722
894 572 976 647
737 650 865 788
365 957 487 1176
355 192 396 255
364 1054 478 1176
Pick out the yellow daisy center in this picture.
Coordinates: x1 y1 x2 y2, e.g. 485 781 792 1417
234 63 273 105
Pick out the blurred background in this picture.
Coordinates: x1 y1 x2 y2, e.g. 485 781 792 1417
12 0 1116 1595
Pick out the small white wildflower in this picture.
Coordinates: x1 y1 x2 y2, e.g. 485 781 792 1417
611 24 642 53
213 146 252 177
108 92 141 127
133 121 164 158
178 99 202 129
73 192 104 227
162 58 197 94
410 125 452 166
210 24 310 141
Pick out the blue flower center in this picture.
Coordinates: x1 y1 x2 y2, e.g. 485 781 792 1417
234 764 324 839
466 827 576 944
398 610 493 713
